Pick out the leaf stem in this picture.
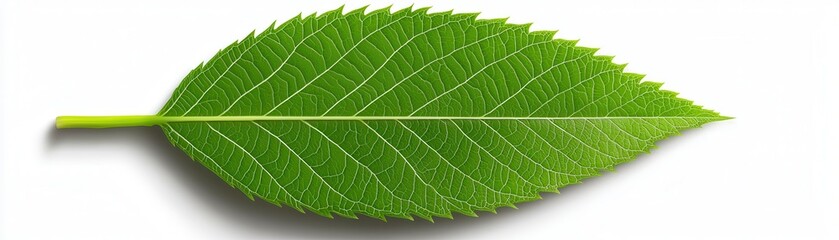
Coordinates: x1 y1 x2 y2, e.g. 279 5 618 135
55 115 164 129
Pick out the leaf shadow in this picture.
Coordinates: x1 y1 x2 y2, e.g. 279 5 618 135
46 125 673 239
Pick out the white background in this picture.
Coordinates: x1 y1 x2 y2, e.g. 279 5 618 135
1 0 837 239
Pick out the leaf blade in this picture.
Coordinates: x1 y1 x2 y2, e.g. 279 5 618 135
157 6 726 220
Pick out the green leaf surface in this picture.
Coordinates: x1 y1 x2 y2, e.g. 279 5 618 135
59 6 728 221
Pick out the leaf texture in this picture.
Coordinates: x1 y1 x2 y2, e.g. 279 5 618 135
157 6 726 221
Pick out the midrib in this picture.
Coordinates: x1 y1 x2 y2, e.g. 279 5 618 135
55 115 727 129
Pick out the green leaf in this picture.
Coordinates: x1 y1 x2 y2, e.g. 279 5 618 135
56 6 728 221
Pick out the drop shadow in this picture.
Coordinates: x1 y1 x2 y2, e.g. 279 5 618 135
45 125 700 239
